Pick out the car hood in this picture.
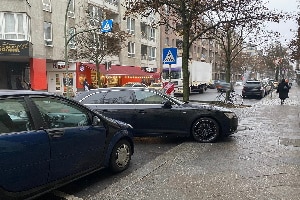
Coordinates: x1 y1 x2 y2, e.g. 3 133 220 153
96 111 133 129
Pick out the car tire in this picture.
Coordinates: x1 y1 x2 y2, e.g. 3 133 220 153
191 117 220 143
109 139 132 173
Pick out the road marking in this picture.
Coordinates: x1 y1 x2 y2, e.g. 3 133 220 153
52 190 84 200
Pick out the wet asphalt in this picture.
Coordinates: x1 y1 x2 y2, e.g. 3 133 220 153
88 84 300 200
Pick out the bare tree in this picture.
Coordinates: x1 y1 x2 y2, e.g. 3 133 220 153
69 9 130 88
124 0 283 101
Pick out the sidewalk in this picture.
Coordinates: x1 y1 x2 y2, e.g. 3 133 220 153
90 85 300 200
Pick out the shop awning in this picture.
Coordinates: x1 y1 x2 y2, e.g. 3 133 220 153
83 63 160 78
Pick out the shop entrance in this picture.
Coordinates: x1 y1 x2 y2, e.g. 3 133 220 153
0 62 28 89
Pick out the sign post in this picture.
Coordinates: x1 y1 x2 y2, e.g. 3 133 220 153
162 48 177 95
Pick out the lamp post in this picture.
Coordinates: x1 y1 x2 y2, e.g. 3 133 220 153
64 0 72 98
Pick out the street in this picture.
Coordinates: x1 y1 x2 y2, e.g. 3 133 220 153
37 86 300 200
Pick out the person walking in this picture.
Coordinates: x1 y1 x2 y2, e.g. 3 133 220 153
276 78 290 105
83 79 90 91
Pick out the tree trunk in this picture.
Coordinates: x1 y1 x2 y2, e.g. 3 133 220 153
182 28 190 102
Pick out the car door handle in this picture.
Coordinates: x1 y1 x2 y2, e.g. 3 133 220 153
48 130 64 138
138 110 146 114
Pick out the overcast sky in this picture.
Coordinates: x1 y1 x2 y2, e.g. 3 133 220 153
264 0 299 45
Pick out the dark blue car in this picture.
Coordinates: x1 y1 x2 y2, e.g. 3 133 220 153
0 90 134 200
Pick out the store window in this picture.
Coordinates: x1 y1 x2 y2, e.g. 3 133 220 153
0 12 31 41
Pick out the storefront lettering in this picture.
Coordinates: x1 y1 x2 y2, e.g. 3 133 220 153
0 40 30 56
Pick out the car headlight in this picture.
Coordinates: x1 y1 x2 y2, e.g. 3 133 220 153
224 112 236 119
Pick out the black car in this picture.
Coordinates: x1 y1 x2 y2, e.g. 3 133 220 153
74 88 238 143
242 80 265 99
0 90 134 200
216 82 234 92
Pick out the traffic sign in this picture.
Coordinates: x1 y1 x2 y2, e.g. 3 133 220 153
162 48 177 65
163 82 175 95
101 19 113 33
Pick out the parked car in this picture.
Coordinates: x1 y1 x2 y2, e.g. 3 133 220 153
242 80 265 99
216 82 234 92
148 82 163 91
235 81 243 86
74 87 238 143
0 90 134 200
122 82 147 87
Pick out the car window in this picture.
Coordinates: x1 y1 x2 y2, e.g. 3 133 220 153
80 90 136 104
134 90 165 104
0 98 33 134
103 90 136 104
31 97 91 129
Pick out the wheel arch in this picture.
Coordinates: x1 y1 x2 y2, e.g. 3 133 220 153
189 115 222 141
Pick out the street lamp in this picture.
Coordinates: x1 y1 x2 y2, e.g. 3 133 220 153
64 0 72 98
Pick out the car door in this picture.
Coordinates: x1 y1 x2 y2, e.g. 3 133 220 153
31 96 107 181
0 98 50 192
132 90 189 135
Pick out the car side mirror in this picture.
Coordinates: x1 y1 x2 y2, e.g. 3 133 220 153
92 116 100 126
163 100 172 109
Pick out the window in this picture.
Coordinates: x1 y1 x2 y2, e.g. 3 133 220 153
88 4 103 26
0 12 31 41
79 91 135 104
32 97 91 128
105 0 118 5
68 27 76 49
125 0 134 9
149 47 156 60
0 98 33 134
141 23 147 39
134 91 164 104
42 0 51 12
44 21 52 46
128 42 135 57
165 37 169 46
67 0 75 18
150 27 155 41
126 18 135 34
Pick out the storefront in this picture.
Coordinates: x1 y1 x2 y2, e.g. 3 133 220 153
0 40 33 89
47 62 76 95
0 40 48 91
80 63 160 88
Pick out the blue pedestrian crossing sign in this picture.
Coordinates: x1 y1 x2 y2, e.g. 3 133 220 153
162 48 177 64
101 19 113 33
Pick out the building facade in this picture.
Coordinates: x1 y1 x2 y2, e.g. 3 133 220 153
0 0 161 94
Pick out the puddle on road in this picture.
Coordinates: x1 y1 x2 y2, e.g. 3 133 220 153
279 137 300 147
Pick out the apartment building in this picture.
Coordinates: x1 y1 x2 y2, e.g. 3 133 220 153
160 22 223 81
0 0 161 94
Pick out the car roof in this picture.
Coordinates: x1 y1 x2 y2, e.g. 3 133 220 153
74 87 159 100
0 90 54 96
245 81 261 84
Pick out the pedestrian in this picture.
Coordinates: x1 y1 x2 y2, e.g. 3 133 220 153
276 78 290 105
16 77 23 90
83 78 89 91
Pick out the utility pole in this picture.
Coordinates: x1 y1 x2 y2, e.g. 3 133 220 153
64 0 72 98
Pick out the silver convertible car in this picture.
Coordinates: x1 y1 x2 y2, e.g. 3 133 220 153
74 88 238 143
